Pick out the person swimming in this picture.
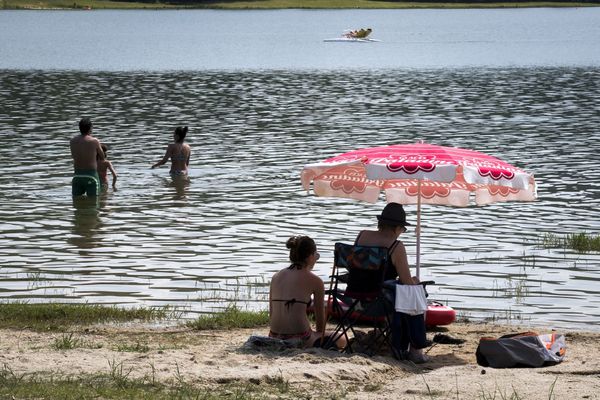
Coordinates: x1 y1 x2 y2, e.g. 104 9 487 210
151 126 191 177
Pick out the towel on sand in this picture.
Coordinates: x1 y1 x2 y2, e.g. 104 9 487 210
243 335 304 351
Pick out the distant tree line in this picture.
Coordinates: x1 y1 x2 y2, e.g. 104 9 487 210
109 0 600 3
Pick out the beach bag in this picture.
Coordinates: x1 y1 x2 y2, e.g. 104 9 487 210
476 332 566 368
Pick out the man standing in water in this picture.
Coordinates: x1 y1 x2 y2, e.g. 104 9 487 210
70 117 104 197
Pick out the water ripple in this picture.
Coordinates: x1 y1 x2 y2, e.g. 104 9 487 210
1 68 599 330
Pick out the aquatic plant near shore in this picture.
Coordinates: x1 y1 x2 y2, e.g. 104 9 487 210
540 232 600 253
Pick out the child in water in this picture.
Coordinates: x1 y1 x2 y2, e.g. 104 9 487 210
97 144 117 188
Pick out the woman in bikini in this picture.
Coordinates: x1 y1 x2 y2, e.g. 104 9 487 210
355 202 429 363
151 126 191 176
269 235 345 349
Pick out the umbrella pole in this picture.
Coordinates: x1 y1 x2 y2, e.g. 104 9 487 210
416 179 422 278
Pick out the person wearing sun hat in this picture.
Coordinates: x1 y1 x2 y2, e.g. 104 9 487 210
354 202 429 363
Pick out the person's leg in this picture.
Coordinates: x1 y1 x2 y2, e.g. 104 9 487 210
312 330 347 350
407 314 428 349
391 312 410 359
84 172 100 196
406 314 429 363
72 177 85 196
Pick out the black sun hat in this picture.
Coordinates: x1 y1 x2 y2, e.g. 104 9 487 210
376 202 411 226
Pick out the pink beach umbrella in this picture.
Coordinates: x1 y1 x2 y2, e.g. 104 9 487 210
301 142 537 277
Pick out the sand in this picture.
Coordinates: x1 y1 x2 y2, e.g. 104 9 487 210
1 322 598 399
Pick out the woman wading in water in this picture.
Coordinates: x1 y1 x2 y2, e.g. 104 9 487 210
151 126 191 177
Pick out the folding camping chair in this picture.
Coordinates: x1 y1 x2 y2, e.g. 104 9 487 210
323 242 396 357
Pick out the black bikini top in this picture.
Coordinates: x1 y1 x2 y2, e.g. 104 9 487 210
271 298 312 310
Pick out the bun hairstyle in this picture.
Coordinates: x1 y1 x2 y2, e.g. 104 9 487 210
174 126 188 143
286 235 316 269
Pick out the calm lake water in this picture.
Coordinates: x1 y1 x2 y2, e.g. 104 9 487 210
0 8 599 331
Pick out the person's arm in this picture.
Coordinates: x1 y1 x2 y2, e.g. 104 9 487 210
108 161 117 186
269 272 280 324
95 139 105 161
152 145 172 169
312 274 326 335
268 280 273 321
391 241 418 284
186 146 191 167
69 139 75 160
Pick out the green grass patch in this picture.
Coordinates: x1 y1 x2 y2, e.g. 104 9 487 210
0 362 339 400
3 0 600 10
52 332 103 350
115 340 151 352
0 366 274 400
186 305 269 330
0 302 171 331
540 232 600 253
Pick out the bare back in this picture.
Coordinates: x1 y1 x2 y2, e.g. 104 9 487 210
70 135 103 170
168 143 191 173
269 268 324 335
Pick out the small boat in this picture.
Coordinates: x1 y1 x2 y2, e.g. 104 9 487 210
308 298 456 327
323 37 381 43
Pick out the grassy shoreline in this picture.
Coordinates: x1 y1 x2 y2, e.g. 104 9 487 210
1 302 599 399
3 0 599 10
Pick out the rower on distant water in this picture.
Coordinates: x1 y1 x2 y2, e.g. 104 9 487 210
345 28 372 39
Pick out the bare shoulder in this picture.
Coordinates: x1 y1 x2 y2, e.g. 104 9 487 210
271 268 285 282
390 240 407 258
356 229 377 242
308 270 324 285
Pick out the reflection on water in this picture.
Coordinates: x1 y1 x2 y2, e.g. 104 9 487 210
70 196 101 250
160 176 191 202
0 68 599 331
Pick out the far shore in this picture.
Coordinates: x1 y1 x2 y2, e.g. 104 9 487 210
3 0 600 10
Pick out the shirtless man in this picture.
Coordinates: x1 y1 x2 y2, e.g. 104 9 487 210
70 117 105 197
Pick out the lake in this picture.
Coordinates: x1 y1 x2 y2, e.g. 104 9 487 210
1 8 599 70
0 8 599 331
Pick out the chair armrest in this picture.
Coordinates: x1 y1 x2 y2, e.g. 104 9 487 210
328 273 349 284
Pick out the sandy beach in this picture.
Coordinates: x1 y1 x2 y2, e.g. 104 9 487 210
1 321 598 399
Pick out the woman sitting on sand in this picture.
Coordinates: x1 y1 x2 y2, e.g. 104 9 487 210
151 126 191 176
355 202 429 363
269 235 345 349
